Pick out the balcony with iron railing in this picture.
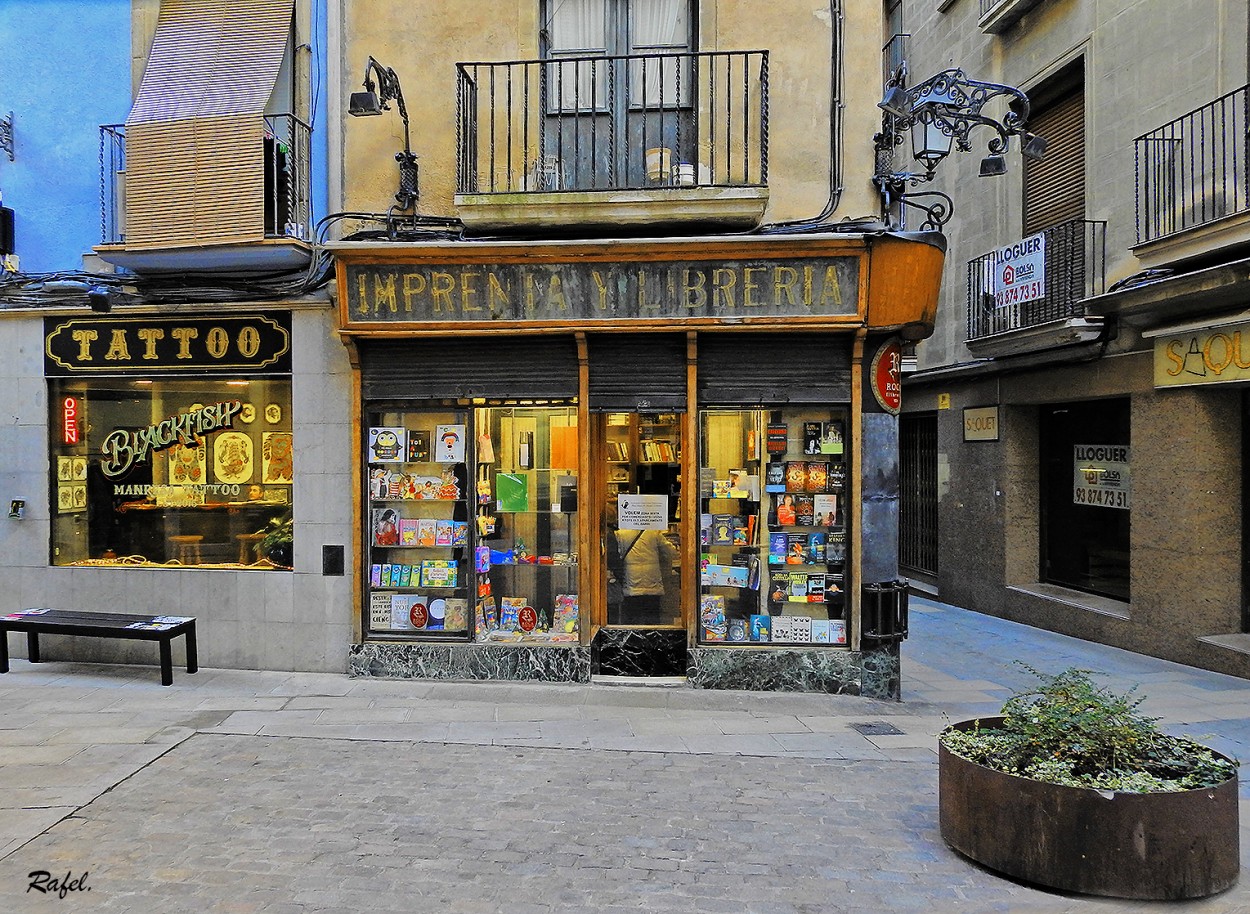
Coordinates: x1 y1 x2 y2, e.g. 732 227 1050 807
96 114 312 274
454 49 770 234
978 0 1048 34
966 219 1106 353
1134 84 1250 266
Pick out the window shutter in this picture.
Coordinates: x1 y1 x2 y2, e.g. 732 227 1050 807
1023 87 1085 235
123 0 295 249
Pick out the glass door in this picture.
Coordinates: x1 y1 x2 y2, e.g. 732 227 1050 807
601 411 683 626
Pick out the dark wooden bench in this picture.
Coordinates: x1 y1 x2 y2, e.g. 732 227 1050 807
0 609 197 686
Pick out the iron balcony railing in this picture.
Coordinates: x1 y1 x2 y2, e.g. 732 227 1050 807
1135 84 1250 244
98 114 312 244
966 219 1107 341
456 49 768 194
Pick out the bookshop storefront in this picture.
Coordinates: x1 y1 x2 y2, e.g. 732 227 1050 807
333 233 943 695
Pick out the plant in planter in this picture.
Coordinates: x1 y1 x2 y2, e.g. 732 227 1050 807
256 513 293 568
938 666 1239 900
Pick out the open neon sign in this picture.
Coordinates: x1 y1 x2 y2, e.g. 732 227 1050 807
62 397 79 445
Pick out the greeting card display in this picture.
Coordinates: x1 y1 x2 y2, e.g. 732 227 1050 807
434 424 466 463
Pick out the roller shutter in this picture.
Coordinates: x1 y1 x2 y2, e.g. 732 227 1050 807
587 334 687 412
359 336 579 401
1023 82 1085 235
697 332 853 404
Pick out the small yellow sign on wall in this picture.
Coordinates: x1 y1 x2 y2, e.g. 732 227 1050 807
937 393 951 410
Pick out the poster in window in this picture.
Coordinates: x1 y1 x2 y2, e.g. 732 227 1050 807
262 432 295 483
168 440 206 485
367 427 406 463
1073 444 1130 510
435 424 466 463
213 431 254 484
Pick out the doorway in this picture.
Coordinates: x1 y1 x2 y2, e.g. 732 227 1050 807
593 410 688 676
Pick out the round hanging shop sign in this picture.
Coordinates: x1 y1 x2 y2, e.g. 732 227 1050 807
870 338 903 415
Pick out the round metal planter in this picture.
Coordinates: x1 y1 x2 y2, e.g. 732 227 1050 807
938 717 1240 900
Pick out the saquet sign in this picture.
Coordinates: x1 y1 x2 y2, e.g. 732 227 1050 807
44 313 291 375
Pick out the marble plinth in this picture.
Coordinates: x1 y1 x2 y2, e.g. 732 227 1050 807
688 645 901 698
592 628 688 677
349 641 591 682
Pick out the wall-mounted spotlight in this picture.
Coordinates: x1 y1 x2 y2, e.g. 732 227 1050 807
348 57 418 210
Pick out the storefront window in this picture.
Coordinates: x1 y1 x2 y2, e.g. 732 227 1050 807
699 407 849 645
363 402 579 642
1040 399 1130 600
49 377 293 569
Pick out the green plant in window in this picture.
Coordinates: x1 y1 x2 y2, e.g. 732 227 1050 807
256 513 294 566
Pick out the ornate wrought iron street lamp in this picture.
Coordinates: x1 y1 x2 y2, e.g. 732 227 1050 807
874 64 1047 230
348 57 419 210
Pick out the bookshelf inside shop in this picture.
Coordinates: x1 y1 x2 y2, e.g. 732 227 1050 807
605 412 681 502
698 409 849 645
363 405 580 643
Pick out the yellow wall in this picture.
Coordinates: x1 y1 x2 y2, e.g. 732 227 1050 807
339 0 883 225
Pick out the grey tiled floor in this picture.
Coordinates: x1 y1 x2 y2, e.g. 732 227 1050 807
0 595 1248 911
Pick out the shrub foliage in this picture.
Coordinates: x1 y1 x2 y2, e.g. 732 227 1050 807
939 666 1238 793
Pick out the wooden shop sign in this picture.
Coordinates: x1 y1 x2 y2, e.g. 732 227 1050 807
44 313 292 375
344 257 859 324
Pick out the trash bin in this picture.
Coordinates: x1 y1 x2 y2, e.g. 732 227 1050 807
861 579 909 646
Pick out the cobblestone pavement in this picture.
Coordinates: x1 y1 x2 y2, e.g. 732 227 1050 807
1 595 1249 912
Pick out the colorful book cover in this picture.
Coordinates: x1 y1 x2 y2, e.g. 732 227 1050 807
825 574 845 602
399 564 413 587
444 598 469 631
727 469 751 498
750 614 772 642
435 520 454 546
803 422 823 455
807 573 826 602
406 429 430 462
788 575 809 600
786 533 809 564
769 573 790 604
790 616 813 643
425 598 446 631
369 592 393 630
391 594 424 630
553 594 579 634
421 560 458 588
711 479 732 498
807 531 827 563
370 564 382 587
813 494 839 528
372 508 399 546
701 595 727 641
828 462 847 490
475 545 491 574
417 518 438 547
811 619 832 643
764 461 786 493
785 461 808 492
806 462 829 493
771 615 796 642
826 530 847 564
477 596 498 636
775 494 797 526
820 421 844 456
731 553 760 590
727 618 748 642
452 520 469 546
769 532 789 565
830 619 848 645
380 563 393 587
367 427 406 463
499 596 526 630
795 495 815 526
702 563 749 587
700 513 713 546
711 514 735 546
766 424 788 456
398 518 420 546
732 516 749 545
434 424 466 463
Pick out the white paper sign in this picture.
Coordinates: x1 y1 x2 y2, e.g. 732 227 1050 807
618 494 669 530
1073 444 1130 510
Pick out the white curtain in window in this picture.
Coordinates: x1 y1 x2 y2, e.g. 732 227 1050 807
631 0 688 106
548 0 607 109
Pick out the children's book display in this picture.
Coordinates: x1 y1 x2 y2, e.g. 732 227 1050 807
366 420 469 636
700 411 849 646
367 412 580 644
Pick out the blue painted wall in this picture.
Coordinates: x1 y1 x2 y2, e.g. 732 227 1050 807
0 1 132 274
